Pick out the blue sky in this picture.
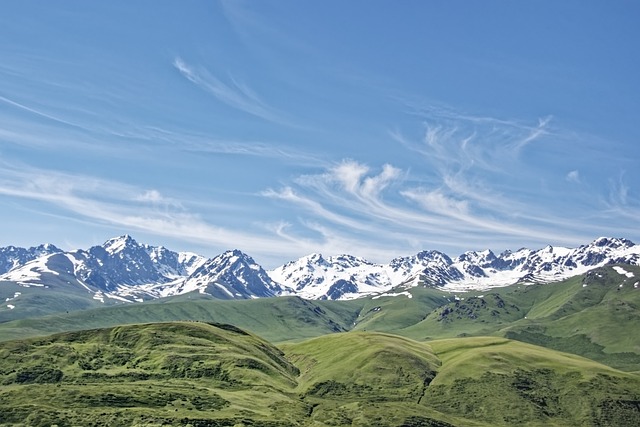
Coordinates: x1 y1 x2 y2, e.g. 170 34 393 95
1 1 638 267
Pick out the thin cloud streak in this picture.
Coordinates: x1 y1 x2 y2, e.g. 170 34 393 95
0 94 83 129
173 57 293 126
0 101 320 166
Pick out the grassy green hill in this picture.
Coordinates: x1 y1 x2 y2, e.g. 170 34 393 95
498 265 640 371
1 322 638 426
0 322 308 426
423 336 640 426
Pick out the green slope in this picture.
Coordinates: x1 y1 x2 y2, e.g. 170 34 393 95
499 265 640 370
424 336 640 426
0 322 309 426
4 323 638 426
0 295 364 344
0 279 107 322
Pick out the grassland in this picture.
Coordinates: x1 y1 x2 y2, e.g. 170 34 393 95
0 322 639 426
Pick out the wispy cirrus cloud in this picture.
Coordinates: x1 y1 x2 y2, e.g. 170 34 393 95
262 157 602 257
0 90 318 166
173 57 293 126
0 162 292 260
120 125 323 165
0 161 417 265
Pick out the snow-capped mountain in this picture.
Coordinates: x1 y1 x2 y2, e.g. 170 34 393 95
269 253 390 300
269 237 640 298
1 236 639 303
0 235 276 303
180 250 282 299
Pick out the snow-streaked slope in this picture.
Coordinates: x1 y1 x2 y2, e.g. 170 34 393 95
179 249 282 299
0 255 59 286
0 243 62 275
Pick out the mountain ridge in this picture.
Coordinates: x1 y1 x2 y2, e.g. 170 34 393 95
1 236 638 304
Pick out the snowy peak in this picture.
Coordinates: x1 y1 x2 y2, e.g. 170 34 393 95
270 237 640 296
389 250 452 272
456 249 497 266
183 249 280 299
591 236 634 249
102 234 139 255
269 253 389 300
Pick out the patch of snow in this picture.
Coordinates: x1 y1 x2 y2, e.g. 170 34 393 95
104 236 130 254
5 292 21 303
18 282 44 287
613 266 635 278
93 292 105 303
104 293 134 303
372 291 412 299
215 283 235 298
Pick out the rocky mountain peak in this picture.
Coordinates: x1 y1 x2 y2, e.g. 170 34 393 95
102 234 139 254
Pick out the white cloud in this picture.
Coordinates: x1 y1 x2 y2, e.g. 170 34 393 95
0 163 307 262
513 115 553 150
135 189 175 205
329 160 370 194
566 170 580 183
401 188 469 216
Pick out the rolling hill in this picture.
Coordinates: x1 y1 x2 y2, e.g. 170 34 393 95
0 322 638 426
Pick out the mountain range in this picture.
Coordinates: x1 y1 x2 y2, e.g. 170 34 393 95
2 236 639 426
1 235 639 305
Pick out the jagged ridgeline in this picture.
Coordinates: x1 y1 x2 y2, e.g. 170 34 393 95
1 236 638 311
0 322 639 426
